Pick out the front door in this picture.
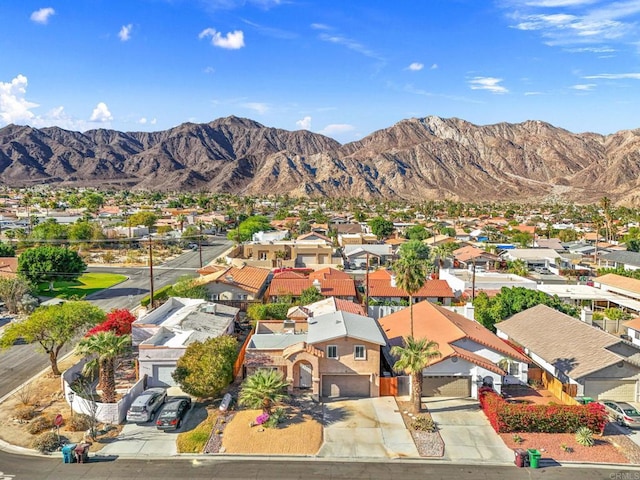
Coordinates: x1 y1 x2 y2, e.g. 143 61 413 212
299 362 312 389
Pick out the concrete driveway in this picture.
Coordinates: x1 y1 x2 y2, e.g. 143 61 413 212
424 397 513 464
318 397 419 458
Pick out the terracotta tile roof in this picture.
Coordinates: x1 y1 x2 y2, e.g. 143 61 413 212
513 224 536 234
596 273 640 295
378 301 530 367
269 277 356 298
367 269 454 298
0 257 18 279
624 317 640 331
297 232 332 243
453 245 499 263
197 265 270 294
334 299 366 316
309 267 351 281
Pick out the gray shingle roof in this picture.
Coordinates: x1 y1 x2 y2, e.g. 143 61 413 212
306 311 386 346
600 250 640 267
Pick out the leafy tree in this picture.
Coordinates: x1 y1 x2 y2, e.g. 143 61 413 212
171 276 207 299
628 239 640 253
247 303 290 321
0 241 16 257
0 277 33 314
368 217 394 239
239 369 290 414
172 335 238 398
80 192 104 212
128 211 158 230
30 219 69 243
393 252 428 336
0 301 105 375
18 246 86 290
391 336 442 414
405 225 428 241
511 231 533 248
227 215 272 243
77 331 131 403
506 259 528 277
85 309 136 337
603 308 632 321
68 221 96 243
299 286 323 305
399 239 430 261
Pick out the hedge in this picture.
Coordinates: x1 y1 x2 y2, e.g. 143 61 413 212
247 303 289 321
478 388 607 433
140 285 173 307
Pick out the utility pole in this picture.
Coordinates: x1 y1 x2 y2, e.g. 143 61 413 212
148 239 155 310
365 251 370 313
471 258 477 301
198 224 203 268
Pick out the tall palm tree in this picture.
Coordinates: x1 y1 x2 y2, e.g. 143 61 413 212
239 369 290 414
76 331 131 403
393 254 428 337
391 336 442 414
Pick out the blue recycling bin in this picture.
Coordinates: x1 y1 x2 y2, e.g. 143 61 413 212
61 443 77 463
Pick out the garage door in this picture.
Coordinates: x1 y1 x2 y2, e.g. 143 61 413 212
422 376 471 397
297 255 316 267
584 379 637 401
153 365 178 387
322 375 370 398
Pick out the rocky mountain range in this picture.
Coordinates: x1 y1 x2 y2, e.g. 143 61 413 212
1 115 639 205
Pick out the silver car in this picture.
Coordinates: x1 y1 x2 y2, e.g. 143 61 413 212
601 400 640 429
126 388 167 423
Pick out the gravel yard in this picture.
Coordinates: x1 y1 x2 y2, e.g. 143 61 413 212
396 401 444 457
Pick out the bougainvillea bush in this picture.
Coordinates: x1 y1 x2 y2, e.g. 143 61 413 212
85 309 136 337
479 388 607 434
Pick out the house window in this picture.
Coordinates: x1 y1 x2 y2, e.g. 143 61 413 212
258 251 268 261
354 345 366 360
209 294 219 301
508 362 520 376
236 294 247 300
327 345 338 359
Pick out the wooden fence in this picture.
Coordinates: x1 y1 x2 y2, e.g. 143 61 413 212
233 328 254 379
379 377 398 396
541 370 579 405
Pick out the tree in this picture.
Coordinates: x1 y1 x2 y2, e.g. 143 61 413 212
511 231 532 248
76 331 131 403
299 286 323 305
172 335 238 398
390 336 442 414
628 239 640 253
30 219 69 243
0 301 105 375
0 277 33 314
18 246 86 290
128 211 158 230
368 217 394 239
85 308 136 337
405 225 428 241
171 276 207 299
506 259 528 277
398 239 430 261
227 215 272 243
393 253 428 336
239 369 290 414
176 214 188 232
0 241 16 257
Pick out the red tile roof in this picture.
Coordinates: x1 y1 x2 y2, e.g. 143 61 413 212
197 264 270 294
269 271 357 298
0 257 18 279
309 267 351 281
367 269 454 298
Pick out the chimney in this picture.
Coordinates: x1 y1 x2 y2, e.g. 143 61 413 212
464 302 475 321
390 275 397 288
581 307 593 325
312 278 321 292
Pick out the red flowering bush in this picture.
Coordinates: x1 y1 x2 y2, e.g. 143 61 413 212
478 389 607 434
85 309 136 337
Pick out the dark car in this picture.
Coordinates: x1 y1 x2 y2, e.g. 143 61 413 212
156 397 192 431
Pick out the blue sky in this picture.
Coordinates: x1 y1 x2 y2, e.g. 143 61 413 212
1 0 639 143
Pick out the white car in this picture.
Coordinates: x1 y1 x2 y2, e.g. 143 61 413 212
126 388 167 423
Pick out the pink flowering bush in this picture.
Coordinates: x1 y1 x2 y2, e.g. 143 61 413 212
255 413 270 425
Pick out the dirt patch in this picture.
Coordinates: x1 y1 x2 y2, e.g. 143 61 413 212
397 400 444 457
221 405 323 455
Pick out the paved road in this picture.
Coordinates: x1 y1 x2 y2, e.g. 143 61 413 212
0 452 638 480
0 240 233 399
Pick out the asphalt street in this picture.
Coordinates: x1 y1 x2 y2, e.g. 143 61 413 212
0 240 233 399
1 452 638 480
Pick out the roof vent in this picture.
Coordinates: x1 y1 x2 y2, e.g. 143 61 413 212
225 275 234 283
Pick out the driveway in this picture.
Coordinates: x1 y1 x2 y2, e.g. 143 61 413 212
318 397 419 458
424 397 513 464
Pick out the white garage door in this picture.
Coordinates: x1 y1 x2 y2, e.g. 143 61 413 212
422 376 471 397
584 379 637 401
153 365 178 387
322 375 370 398
297 255 316 267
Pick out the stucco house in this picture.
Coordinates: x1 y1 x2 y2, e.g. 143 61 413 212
268 267 358 302
244 309 386 400
366 269 456 306
196 264 271 302
378 301 530 399
132 297 239 387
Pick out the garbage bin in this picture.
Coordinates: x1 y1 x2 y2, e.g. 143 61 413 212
513 448 529 467
74 443 91 463
528 449 541 469
61 443 77 464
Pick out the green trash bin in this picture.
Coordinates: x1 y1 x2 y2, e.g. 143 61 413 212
528 449 541 469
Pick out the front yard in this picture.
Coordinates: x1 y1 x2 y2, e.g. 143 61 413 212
36 273 127 299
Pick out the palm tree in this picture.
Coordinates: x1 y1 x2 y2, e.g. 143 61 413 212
393 254 428 337
76 331 131 403
176 213 188 233
391 336 442 414
239 369 290 414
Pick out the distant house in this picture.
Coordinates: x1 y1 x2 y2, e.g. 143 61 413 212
599 251 640 272
343 244 394 268
268 267 357 302
366 269 456 306
452 245 500 270
195 264 271 302
133 297 239 388
624 316 640 348
594 273 640 304
0 257 18 279
287 296 366 320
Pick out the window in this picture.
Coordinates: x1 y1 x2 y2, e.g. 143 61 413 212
508 362 520 376
209 294 219 301
354 345 366 360
258 251 268 260
326 345 338 359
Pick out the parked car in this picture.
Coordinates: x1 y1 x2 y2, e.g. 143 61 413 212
156 397 192 431
601 400 640 428
534 267 551 274
126 388 167 423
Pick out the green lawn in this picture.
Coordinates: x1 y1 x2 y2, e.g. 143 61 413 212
36 273 127 299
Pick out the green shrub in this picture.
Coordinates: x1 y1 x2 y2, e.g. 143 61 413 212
140 285 173 307
176 412 215 453
575 427 594 447
27 415 54 434
247 303 290 321
31 431 60 453
15 405 37 420
67 413 92 432
411 415 437 432
264 407 287 429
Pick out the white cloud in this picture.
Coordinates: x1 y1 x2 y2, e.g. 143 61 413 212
524 0 597 6
319 124 355 136
138 117 147 124
89 102 113 122
310 23 331 30
524 91 543 95
571 83 596 90
204 66 215 74
318 33 381 60
296 116 312 130
30 7 55 24
119 24 133 42
583 72 640 79
430 63 439 70
468 77 509 94
243 102 269 114
0 74 39 125
199 28 245 49
408 62 424 71
150 118 157 125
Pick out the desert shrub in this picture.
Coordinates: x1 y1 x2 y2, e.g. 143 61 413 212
31 431 60 453
140 285 173 307
67 413 92 432
13 383 34 406
15 405 37 420
264 407 286 429
512 433 524 444
411 415 437 432
575 427 594 447
27 415 55 435
176 413 216 453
